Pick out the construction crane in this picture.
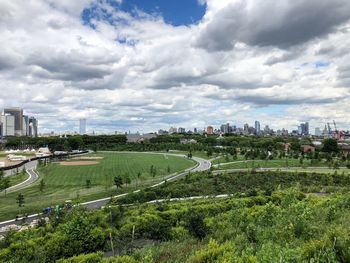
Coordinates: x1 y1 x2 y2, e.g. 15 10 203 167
333 120 337 132
327 123 332 134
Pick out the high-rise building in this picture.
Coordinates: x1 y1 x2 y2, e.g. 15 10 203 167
178 127 186 133
0 114 15 136
23 115 29 136
79 118 87 135
220 123 230 134
4 107 23 136
315 127 321 136
255 121 261 135
206 126 214 135
29 117 38 137
305 122 309 135
298 122 309 136
168 127 177 134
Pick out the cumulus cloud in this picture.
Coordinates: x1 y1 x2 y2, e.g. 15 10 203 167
196 0 350 51
0 0 350 133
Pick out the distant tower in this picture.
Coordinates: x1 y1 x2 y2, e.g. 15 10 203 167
255 121 261 135
79 119 86 135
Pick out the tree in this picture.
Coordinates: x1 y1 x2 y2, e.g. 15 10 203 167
322 138 339 153
124 174 131 186
114 176 123 189
1 177 10 196
16 193 25 207
207 149 213 158
86 179 91 189
167 165 171 173
39 179 45 192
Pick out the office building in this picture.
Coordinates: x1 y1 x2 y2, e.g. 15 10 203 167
4 107 23 136
0 114 15 136
79 118 86 135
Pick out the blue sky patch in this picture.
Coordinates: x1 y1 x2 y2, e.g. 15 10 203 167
82 0 206 28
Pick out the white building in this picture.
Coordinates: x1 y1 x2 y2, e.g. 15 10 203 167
0 115 15 136
79 119 86 135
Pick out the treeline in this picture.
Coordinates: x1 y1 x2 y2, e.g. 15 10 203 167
5 135 127 152
4 134 341 159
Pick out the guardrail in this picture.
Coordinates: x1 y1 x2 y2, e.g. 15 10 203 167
0 151 89 172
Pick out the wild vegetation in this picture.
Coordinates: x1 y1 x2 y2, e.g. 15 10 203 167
1 187 350 262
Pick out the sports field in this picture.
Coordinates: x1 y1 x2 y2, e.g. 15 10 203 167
0 152 195 221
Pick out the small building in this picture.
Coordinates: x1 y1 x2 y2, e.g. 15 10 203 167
127 133 157 143
340 145 350 156
180 138 197 144
284 143 291 152
301 145 315 153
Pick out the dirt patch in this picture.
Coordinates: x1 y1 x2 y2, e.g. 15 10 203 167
59 161 99 166
72 156 104 160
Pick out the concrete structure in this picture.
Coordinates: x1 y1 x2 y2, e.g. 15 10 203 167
4 108 23 136
79 119 86 135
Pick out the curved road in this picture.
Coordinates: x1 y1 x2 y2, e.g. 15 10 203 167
1 161 39 194
0 153 210 230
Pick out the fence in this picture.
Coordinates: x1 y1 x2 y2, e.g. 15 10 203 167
0 151 89 173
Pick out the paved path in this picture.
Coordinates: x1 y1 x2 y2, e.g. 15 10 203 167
0 153 210 230
1 161 38 194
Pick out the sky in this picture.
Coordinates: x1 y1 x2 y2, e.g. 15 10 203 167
1 0 350 134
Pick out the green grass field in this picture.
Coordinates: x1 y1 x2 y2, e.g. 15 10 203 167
0 152 195 221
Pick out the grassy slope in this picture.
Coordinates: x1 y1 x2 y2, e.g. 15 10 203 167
8 172 29 187
0 152 195 221
214 158 349 170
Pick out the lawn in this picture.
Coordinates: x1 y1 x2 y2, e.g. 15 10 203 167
0 152 195 221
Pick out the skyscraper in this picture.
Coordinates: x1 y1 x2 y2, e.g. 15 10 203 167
23 115 29 136
255 121 261 135
29 117 38 137
79 118 86 135
4 107 23 136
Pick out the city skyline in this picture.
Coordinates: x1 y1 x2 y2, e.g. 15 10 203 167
1 1 350 133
